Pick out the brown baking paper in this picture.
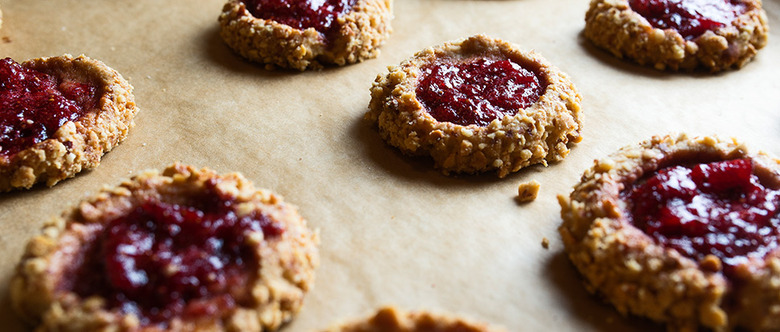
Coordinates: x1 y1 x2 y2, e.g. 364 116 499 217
1 0 779 331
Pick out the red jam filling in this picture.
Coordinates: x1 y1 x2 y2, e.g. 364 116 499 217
629 0 746 40
0 58 96 158
64 180 285 327
243 0 356 36
415 57 544 127
623 158 780 279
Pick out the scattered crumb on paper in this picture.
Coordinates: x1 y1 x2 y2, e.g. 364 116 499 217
517 180 541 203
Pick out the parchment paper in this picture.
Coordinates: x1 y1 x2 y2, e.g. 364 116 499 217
1 0 779 331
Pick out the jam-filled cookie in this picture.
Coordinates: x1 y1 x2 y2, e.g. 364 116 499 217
367 35 582 177
559 134 780 331
0 54 137 192
10 163 320 331
584 0 769 72
218 0 393 70
321 306 506 332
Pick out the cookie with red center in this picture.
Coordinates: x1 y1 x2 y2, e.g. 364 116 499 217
0 54 137 191
367 35 582 177
10 163 320 331
584 0 768 72
218 0 393 70
559 134 780 331
321 306 506 332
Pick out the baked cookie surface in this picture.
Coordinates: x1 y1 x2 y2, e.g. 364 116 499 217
218 0 393 70
10 163 320 331
0 54 137 192
559 134 780 331
584 0 769 72
321 306 506 332
367 34 582 177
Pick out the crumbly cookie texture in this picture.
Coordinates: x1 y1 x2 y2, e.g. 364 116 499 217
517 180 541 202
10 163 320 332
584 0 769 72
0 54 138 192
367 34 582 177
218 0 393 70
321 306 506 332
558 134 780 331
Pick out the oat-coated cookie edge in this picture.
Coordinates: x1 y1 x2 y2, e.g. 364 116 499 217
320 306 507 332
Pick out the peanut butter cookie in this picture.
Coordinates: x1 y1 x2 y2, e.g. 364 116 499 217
367 35 582 177
11 163 320 331
559 134 780 331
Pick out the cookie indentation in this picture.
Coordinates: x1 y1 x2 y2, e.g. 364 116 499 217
244 0 356 38
624 158 780 277
11 164 320 331
0 58 96 158
416 58 543 127
65 180 285 327
629 0 745 40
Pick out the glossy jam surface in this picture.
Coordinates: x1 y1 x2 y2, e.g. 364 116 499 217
629 0 746 40
0 58 96 158
66 180 285 326
416 58 543 127
623 158 780 278
243 0 356 34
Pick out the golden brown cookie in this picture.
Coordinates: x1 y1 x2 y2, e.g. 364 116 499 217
321 306 506 332
10 163 320 331
559 134 780 331
0 54 138 192
584 0 769 72
218 0 393 70
366 34 582 177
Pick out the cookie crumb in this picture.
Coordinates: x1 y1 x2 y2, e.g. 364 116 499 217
699 254 722 272
517 180 541 203
541 237 550 249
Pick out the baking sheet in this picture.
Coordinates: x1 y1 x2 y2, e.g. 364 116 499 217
1 0 779 331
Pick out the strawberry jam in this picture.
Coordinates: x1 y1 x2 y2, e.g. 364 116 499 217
243 0 356 35
415 57 544 127
623 158 780 279
629 0 746 40
0 58 96 159
64 180 285 327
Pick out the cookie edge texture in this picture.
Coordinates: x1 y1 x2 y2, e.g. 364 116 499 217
366 34 583 177
583 0 769 72
320 306 507 332
558 133 780 331
0 54 138 192
10 163 320 332
218 0 393 71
